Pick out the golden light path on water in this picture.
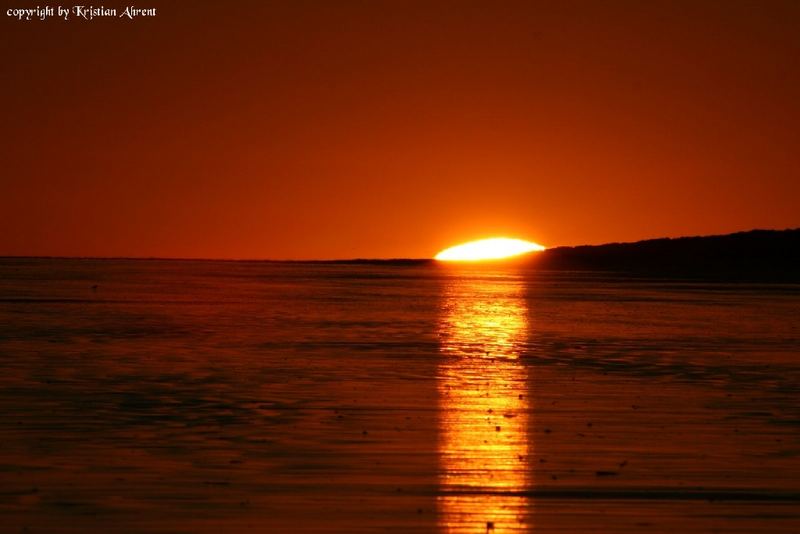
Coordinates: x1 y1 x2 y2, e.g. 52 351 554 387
437 269 531 532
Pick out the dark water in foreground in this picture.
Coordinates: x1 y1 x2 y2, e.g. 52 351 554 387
0 259 798 533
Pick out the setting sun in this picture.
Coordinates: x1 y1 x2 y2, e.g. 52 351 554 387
435 237 545 261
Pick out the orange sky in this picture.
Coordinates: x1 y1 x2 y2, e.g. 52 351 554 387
2 0 799 259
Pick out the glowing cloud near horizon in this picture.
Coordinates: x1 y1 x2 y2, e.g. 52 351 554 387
435 237 545 261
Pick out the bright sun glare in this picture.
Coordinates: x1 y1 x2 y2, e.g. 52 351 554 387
435 237 546 261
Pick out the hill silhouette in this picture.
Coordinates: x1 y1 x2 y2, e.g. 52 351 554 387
528 229 800 281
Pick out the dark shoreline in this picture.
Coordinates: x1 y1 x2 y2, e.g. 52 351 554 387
530 228 800 282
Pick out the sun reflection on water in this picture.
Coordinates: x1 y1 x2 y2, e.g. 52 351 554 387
437 270 531 533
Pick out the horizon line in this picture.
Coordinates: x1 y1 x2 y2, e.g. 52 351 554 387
0 227 795 263
0 255 435 263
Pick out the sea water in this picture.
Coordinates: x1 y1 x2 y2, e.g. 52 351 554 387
0 259 798 532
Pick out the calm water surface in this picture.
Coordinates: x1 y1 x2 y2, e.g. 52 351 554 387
0 259 798 533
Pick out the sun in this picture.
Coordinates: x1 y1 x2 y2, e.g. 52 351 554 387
435 237 546 261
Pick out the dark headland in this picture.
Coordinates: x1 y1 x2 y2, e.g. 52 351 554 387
527 228 800 281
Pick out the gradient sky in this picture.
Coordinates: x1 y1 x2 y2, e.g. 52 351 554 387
2 0 799 259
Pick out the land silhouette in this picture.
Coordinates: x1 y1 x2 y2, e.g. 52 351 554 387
529 228 800 281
